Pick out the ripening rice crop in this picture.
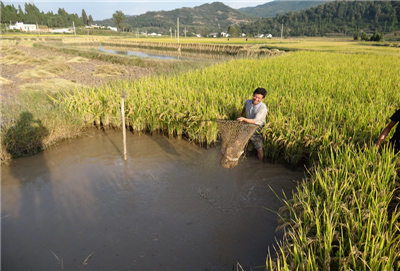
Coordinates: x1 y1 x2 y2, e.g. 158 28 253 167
57 52 400 158
53 51 400 270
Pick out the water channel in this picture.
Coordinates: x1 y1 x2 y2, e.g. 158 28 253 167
1 130 304 270
99 45 181 60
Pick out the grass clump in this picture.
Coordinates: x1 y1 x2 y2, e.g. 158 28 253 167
0 76 12 85
16 69 55 79
19 78 84 93
93 64 127 77
1 90 83 162
67 56 89 63
1 53 29 65
16 63 71 79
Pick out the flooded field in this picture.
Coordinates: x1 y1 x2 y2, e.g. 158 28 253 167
99 45 180 60
1 130 304 270
95 44 237 61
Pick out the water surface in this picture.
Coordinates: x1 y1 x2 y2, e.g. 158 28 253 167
99 45 180 60
1 130 303 270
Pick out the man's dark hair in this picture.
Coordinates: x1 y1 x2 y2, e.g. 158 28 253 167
253 87 267 98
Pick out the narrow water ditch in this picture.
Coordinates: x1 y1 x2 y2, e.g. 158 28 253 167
99 45 181 60
1 130 304 270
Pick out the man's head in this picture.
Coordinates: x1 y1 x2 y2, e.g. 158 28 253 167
252 87 267 105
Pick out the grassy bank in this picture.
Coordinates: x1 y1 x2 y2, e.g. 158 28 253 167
2 50 399 269
1 90 82 162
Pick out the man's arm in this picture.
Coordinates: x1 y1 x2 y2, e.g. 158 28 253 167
237 106 267 125
237 105 255 123
376 121 397 148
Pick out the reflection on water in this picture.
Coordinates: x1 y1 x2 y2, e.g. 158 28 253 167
1 130 304 270
99 45 180 60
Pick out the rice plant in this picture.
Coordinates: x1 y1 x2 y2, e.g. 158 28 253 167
55 52 400 164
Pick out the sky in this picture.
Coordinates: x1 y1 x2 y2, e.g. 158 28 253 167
3 0 271 20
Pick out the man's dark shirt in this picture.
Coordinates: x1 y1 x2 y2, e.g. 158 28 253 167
389 109 400 152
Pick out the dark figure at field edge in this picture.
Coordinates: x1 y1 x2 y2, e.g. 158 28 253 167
237 87 268 161
4 111 49 158
376 109 400 154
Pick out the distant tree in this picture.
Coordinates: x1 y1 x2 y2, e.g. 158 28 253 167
24 3 42 24
1 3 18 23
1 2 86 28
88 15 93 25
370 31 384 41
241 1 400 37
81 9 88 25
199 27 209 37
227 24 241 37
361 32 369 41
113 10 125 31
17 5 24 21
121 23 132 32
57 8 68 26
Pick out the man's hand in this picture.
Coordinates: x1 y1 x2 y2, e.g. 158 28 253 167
237 117 256 124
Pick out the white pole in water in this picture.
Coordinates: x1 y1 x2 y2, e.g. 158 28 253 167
121 90 127 160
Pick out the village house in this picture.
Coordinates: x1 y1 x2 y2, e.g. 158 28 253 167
9 22 37 32
50 28 73 34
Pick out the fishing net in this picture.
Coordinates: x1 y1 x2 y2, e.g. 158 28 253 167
216 120 259 168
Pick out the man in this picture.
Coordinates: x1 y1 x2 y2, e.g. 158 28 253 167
376 109 400 154
237 87 268 161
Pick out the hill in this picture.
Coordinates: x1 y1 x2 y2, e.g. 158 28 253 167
238 0 329 18
96 2 255 36
241 0 400 37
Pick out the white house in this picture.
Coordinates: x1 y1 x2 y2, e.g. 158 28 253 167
221 32 229 37
107 26 118 32
50 28 72 34
266 34 273 38
9 22 37 32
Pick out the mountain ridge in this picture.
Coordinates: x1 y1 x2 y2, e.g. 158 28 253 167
95 2 255 35
238 0 330 18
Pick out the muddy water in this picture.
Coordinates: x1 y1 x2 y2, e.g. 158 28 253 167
1 130 304 271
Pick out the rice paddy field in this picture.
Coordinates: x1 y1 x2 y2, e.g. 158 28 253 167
1 35 400 269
